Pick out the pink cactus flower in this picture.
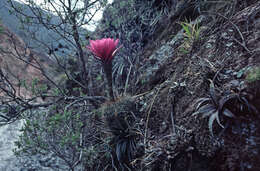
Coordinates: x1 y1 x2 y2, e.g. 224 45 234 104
87 38 120 63
87 38 121 101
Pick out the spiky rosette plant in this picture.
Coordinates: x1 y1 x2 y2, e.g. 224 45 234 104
193 80 259 136
107 111 138 169
97 97 141 170
194 81 231 135
87 38 121 101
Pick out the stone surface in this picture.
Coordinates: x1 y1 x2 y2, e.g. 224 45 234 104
0 120 23 171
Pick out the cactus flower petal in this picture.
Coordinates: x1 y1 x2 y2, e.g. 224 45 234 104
87 38 120 63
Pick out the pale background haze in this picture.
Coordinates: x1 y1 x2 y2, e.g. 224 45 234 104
16 0 113 31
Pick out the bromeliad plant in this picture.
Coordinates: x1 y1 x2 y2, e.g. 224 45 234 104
87 38 121 101
193 80 258 136
107 112 138 169
193 80 233 136
193 80 259 136
98 97 141 170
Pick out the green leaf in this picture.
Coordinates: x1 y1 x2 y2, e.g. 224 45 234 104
96 75 102 81
201 109 217 118
208 111 223 136
193 104 215 116
218 94 237 115
195 97 211 110
181 22 192 38
209 80 218 106
223 109 235 118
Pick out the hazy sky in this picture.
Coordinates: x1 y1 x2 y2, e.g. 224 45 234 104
16 0 113 31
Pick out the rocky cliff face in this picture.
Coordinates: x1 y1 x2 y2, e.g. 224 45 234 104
98 0 260 170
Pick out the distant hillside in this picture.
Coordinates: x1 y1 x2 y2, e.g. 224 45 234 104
0 0 87 55
0 23 53 100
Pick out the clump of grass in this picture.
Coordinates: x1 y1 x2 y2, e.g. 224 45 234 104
180 21 201 43
179 19 202 54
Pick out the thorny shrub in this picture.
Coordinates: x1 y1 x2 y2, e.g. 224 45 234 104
14 101 111 170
